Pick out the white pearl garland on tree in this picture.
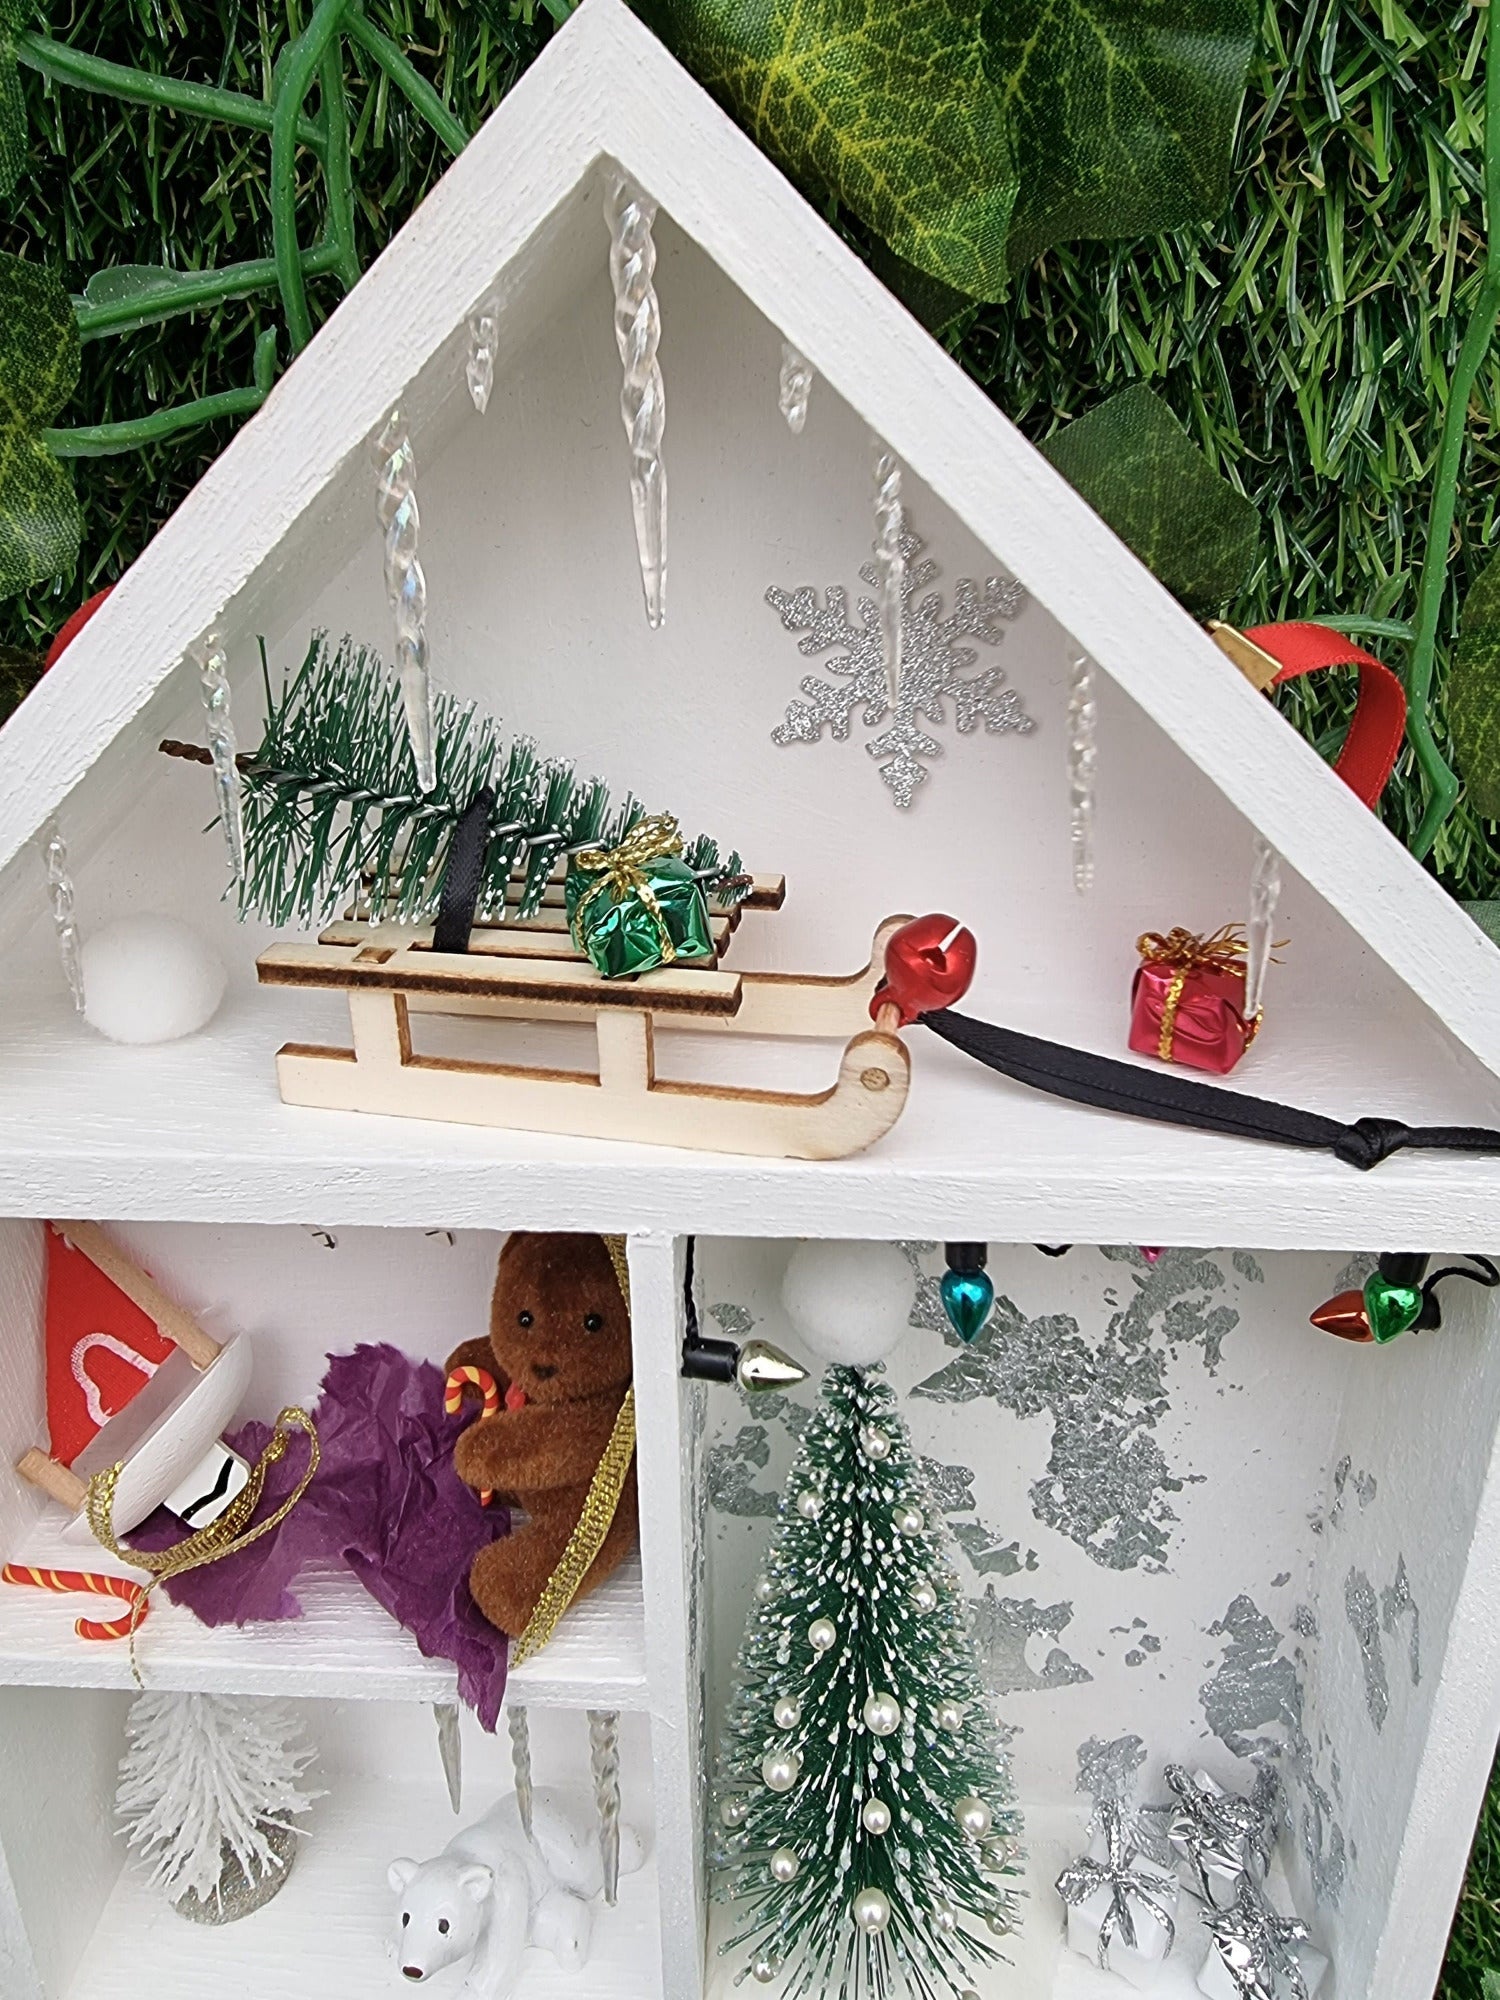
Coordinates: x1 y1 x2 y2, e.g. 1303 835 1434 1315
808 1617 836 1654
762 1749 801 1792
853 1886 892 1934
863 1692 901 1737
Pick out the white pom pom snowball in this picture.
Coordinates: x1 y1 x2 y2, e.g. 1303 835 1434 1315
780 1239 913 1367
82 914 227 1045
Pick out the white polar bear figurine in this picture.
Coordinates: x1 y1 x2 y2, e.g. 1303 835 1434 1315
389 1787 645 1998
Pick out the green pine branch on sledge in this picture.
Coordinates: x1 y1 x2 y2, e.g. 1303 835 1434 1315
226 632 746 931
715 1365 1021 2000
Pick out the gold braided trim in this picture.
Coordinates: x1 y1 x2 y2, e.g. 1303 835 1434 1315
86 1406 319 1685
512 1234 634 1665
602 1233 631 1310
512 1388 636 1666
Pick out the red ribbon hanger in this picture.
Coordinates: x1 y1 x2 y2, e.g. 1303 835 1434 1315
1241 621 1406 810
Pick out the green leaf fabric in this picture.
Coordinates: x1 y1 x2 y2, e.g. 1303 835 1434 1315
1451 552 1500 821
1040 383 1258 612
636 0 1020 300
0 252 81 597
639 0 1256 298
984 0 1259 272
1462 902 1500 948
0 0 31 203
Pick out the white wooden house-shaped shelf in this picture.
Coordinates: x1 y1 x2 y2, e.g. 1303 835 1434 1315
1 2 1499 1996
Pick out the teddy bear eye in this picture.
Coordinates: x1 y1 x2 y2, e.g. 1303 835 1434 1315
584 1312 604 1333
438 1918 450 1935
402 1914 409 1928
518 1310 533 1328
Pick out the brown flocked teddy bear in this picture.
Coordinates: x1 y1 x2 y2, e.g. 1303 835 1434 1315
445 1232 637 1640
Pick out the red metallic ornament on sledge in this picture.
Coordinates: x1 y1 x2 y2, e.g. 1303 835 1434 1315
871 915 978 1027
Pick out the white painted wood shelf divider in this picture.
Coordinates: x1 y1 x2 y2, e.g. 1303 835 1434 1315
0 1551 648 1708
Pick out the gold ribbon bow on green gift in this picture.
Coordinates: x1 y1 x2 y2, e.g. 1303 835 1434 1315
569 812 685 964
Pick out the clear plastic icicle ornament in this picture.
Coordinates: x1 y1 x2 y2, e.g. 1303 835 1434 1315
1245 834 1282 1023
1067 654 1098 893
778 343 814 434
588 1707 623 1906
507 1706 534 1840
371 408 436 793
41 818 85 1012
195 634 244 884
872 444 905 704
466 295 498 415
605 172 667 628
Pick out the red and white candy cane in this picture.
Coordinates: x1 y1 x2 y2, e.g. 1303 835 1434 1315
445 1364 502 1507
2 1563 148 1641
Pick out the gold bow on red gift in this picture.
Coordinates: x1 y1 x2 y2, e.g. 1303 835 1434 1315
1135 926 1255 1063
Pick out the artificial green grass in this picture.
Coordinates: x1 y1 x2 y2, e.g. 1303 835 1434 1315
976 0 1500 897
1441 1745 1500 1998
0 0 558 667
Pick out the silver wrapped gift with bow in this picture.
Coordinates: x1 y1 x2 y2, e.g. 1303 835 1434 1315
1056 1801 1179 1990
1197 1879 1328 2000
1165 1764 1275 1905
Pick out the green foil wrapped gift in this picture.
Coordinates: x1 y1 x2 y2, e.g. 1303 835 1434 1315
565 813 715 980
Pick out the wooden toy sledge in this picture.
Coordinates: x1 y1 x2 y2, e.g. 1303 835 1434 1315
16 1221 254 1544
256 884 913 1160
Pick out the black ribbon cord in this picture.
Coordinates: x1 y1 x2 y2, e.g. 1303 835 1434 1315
919 1007 1500 1172
432 787 496 955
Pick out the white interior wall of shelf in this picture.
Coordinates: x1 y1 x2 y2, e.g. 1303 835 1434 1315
0 1685 132 1999
3 202 1500 1236
1300 1275 1500 1995
695 1237 1500 2000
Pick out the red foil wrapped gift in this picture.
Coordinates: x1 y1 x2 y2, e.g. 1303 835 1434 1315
1129 927 1259 1075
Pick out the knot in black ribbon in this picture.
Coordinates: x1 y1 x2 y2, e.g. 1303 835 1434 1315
1332 1117 1412 1171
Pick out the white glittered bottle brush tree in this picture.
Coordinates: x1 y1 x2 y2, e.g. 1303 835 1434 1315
115 1691 320 1923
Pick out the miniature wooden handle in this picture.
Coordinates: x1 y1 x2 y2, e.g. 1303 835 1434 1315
15 1448 87 1513
52 1221 221 1370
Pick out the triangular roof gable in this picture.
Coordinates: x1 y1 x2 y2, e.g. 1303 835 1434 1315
2 0 1496 1071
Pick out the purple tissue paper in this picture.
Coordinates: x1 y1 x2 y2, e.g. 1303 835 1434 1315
132 1344 511 1727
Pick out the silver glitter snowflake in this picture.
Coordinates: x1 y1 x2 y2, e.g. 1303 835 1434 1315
768 521 1033 807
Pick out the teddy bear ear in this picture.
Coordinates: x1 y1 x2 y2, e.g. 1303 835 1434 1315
457 1863 494 1903
388 1858 419 1894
